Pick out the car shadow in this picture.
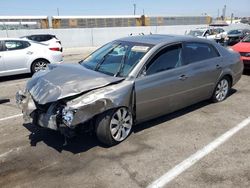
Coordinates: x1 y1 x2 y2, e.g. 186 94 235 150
23 123 102 154
23 88 237 154
0 73 31 82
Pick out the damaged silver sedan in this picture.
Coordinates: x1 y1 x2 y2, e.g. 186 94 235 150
16 35 243 146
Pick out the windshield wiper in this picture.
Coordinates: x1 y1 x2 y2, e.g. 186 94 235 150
115 46 129 77
94 44 120 71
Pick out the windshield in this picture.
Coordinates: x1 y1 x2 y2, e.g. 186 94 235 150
228 30 242 35
188 30 204 37
81 41 152 77
242 35 250 42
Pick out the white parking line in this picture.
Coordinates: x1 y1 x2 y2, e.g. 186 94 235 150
148 116 250 188
0 114 22 122
0 146 25 160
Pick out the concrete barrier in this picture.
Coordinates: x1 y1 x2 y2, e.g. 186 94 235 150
0 25 206 48
0 24 249 48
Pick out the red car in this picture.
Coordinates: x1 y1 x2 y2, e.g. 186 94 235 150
232 34 250 69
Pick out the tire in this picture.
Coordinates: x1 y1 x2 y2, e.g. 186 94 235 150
95 107 133 146
31 59 49 74
212 76 231 103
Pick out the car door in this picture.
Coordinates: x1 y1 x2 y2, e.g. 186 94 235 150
3 40 31 74
182 42 223 102
135 43 195 122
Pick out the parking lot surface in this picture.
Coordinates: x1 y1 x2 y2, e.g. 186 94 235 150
0 49 250 188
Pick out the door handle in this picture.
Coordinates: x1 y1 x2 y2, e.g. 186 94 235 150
179 74 188 81
216 64 222 69
26 51 33 55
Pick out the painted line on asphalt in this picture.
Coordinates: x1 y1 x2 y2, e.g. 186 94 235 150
147 116 250 188
0 146 25 160
0 114 22 122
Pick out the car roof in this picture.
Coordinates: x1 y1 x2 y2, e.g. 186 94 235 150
117 34 212 45
0 38 29 41
24 34 55 37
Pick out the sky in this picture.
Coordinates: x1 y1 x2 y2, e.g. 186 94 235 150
0 0 249 17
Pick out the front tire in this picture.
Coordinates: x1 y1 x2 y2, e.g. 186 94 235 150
212 77 231 103
95 107 133 146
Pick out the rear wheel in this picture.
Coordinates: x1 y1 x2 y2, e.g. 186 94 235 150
31 59 49 74
95 107 133 146
212 77 231 102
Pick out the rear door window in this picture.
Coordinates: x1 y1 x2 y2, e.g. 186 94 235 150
183 42 220 65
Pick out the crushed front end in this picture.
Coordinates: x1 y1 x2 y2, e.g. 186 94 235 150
16 90 79 138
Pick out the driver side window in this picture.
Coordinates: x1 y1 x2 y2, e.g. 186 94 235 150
143 44 183 76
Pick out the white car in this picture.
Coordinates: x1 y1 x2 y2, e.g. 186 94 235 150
21 34 62 52
187 28 226 43
0 38 63 77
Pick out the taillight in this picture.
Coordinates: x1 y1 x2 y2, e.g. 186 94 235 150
49 47 60 51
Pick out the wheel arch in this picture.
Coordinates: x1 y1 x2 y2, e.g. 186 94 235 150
30 58 50 73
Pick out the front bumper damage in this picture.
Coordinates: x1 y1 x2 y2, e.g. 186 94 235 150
16 90 113 132
16 85 134 137
16 90 61 131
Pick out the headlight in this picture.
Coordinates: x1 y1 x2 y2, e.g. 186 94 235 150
62 108 75 127
16 90 26 104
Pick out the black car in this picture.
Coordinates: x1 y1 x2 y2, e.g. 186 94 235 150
226 29 250 46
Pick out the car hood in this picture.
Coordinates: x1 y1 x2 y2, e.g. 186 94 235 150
26 64 124 104
232 42 250 52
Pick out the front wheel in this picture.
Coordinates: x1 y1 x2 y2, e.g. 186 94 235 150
95 107 133 146
212 77 231 102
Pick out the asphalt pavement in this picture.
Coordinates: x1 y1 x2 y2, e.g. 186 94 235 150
0 49 250 188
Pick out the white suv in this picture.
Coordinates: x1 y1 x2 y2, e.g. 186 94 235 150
0 38 63 77
21 34 63 52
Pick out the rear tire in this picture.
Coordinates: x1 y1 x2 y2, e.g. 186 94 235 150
31 59 49 74
95 107 133 146
212 76 231 103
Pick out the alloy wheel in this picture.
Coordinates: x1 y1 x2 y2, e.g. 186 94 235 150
215 79 229 102
110 108 133 142
34 61 48 72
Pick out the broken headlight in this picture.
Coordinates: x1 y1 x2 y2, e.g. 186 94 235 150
62 108 75 128
16 90 27 105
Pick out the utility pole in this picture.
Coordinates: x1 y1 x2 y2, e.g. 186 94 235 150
57 8 60 16
222 5 226 20
231 13 234 24
217 9 220 19
133 4 136 15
